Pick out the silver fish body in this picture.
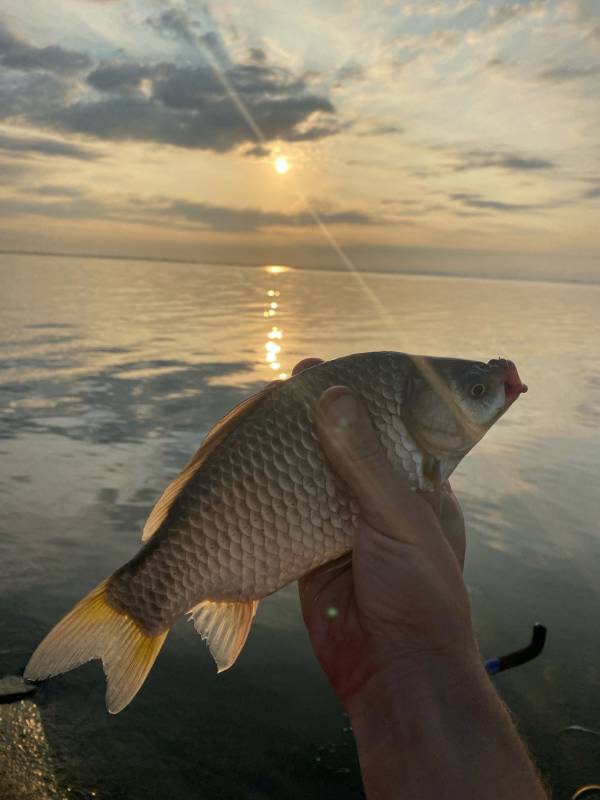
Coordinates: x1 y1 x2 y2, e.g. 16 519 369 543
108 352 423 633
24 351 527 712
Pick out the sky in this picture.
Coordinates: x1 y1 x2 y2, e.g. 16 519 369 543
0 0 599 280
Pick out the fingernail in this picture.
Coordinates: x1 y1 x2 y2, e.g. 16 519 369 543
326 392 358 432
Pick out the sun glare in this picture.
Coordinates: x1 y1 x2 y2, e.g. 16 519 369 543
274 157 289 175
265 265 289 274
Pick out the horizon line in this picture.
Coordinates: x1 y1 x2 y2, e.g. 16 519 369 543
1 247 598 288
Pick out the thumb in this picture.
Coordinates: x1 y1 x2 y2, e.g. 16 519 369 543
316 386 429 537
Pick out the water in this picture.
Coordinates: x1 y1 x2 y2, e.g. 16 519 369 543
1 253 599 799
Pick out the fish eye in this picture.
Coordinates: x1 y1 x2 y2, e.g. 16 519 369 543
470 383 486 398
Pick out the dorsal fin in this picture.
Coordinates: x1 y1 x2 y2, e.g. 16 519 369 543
141 383 280 542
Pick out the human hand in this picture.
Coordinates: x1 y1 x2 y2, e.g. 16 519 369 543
293 358 477 709
291 359 548 800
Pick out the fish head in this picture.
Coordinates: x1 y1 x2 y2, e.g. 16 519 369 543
404 355 528 462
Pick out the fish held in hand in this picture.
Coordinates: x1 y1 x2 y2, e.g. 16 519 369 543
24 351 527 712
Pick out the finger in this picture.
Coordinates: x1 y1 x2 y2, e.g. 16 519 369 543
298 556 353 623
440 488 466 568
316 386 436 542
292 357 323 376
417 485 466 568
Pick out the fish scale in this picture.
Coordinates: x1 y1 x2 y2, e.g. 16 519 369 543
106 353 413 633
24 351 528 713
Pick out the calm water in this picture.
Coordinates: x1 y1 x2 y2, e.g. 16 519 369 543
1 253 600 799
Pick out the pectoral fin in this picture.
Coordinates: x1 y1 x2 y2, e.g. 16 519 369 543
188 599 259 673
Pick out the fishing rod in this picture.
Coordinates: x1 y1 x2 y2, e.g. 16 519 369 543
485 623 547 675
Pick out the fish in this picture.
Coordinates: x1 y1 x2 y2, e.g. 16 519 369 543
24 351 528 713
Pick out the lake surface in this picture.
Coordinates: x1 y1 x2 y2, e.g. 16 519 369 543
1 253 599 799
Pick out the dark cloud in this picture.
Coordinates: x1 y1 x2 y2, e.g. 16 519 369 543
452 148 555 172
46 58 339 151
166 200 373 231
87 62 155 93
0 132 101 160
537 64 600 83
145 9 230 68
0 178 376 233
197 31 230 66
145 9 198 47
0 20 339 155
0 189 374 232
0 21 91 74
583 185 600 199
244 145 271 158
248 48 266 64
450 192 543 212
0 68 75 122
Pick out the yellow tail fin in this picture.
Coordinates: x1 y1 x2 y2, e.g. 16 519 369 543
24 579 167 714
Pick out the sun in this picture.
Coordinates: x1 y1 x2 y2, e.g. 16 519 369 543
274 156 289 175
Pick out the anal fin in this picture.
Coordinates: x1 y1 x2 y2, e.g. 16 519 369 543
189 599 259 673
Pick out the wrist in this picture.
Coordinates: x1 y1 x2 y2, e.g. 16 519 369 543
345 647 548 799
344 644 485 721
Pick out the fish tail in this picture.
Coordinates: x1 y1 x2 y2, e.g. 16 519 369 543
24 578 168 714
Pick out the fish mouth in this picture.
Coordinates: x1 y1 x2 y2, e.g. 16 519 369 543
488 358 528 405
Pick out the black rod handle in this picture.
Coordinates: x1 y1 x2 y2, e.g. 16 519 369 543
485 623 547 675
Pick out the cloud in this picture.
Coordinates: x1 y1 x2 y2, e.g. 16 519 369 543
537 64 600 83
244 145 271 158
35 185 84 197
47 58 339 151
486 0 548 29
391 0 549 68
0 132 101 160
145 8 231 68
0 68 76 122
485 56 509 71
401 0 476 17
393 28 465 59
0 160 30 180
0 196 108 220
583 185 600 199
450 192 545 212
0 15 342 155
0 188 375 232
334 61 365 86
0 21 91 74
87 63 155 94
568 0 600 44
247 48 266 64
357 123 404 137
145 8 198 47
452 148 555 172
165 200 374 231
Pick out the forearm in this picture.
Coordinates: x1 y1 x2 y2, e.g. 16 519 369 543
347 654 548 800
